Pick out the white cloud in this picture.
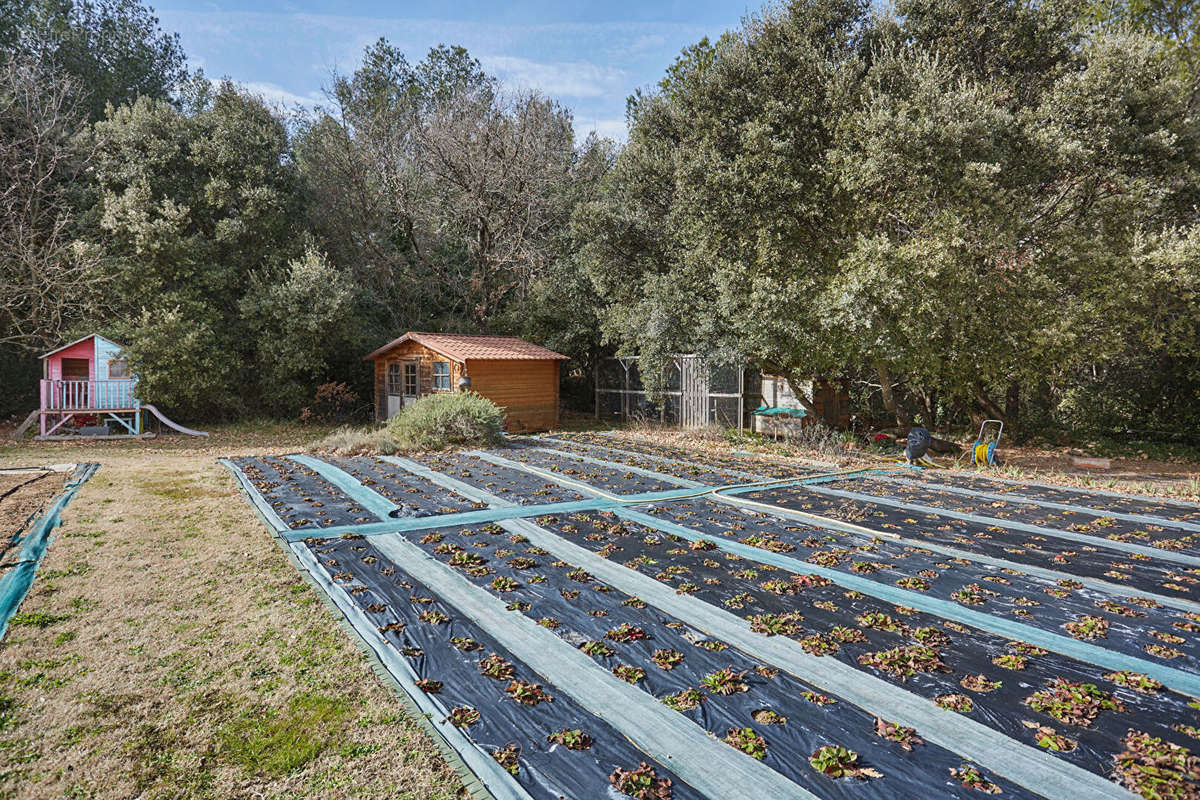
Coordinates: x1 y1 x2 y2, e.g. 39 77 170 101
575 118 628 143
481 55 625 99
209 77 323 110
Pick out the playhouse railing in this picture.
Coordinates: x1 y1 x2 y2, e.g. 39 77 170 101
40 380 138 411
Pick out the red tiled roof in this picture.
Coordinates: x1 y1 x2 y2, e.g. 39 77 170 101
363 332 569 362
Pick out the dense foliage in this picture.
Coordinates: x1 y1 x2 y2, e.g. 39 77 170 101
0 0 1196 441
577 0 1200 437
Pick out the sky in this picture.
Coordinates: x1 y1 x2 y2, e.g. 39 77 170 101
155 1 757 141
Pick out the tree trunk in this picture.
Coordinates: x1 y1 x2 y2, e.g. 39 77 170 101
876 362 910 428
778 370 820 417
1005 382 1020 429
972 387 1006 422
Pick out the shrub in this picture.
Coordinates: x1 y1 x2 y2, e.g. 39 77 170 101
312 426 399 455
388 391 504 450
300 382 360 423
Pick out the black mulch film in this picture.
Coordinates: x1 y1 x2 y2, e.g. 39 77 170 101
823 477 1200 559
528 508 1200 783
639 498 1200 668
316 455 485 517
231 455 377 529
406 452 588 505
543 433 820 481
747 485 1199 603
923 473 1200 524
488 446 684 495
520 437 758 486
304 535 702 800
229 435 1200 800
393 521 1032 800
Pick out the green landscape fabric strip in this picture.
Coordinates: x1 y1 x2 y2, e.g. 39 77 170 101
0 463 98 641
477 452 1200 697
877 473 1200 532
289 539 534 800
775 483 1200 569
369 531 819 800
374 452 1138 800
286 454 398 519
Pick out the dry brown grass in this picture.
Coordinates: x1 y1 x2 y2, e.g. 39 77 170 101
0 423 461 800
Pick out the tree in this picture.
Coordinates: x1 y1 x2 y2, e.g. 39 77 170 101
0 54 104 350
578 0 1199 432
91 81 304 416
4 0 187 119
297 41 593 337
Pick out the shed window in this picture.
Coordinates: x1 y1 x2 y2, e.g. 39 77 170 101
386 363 402 395
433 361 451 391
108 358 130 379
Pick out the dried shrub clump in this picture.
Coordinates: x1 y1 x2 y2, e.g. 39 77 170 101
492 744 520 775
479 653 516 681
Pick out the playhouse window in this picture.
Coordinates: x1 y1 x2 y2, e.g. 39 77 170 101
386 363 402 394
403 363 417 396
108 358 129 379
433 361 451 391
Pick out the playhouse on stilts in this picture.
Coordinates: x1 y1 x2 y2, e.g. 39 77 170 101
13 333 208 440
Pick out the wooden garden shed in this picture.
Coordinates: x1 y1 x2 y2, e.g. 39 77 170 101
364 332 568 432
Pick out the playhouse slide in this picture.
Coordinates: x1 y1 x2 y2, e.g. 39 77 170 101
141 405 209 437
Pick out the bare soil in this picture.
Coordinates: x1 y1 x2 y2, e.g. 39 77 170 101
0 423 461 800
0 473 65 561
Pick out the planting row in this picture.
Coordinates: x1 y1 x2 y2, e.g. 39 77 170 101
232 455 373 529
527 437 762 486
316 455 483 517
744 485 1200 602
302 533 702 800
385 521 1031 799
636 498 1200 667
822 476 1200 558
407 452 587 505
496 446 688 495
924 473 1200 524
516 507 1200 789
544 433 819 481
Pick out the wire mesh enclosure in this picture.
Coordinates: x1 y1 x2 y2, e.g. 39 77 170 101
594 356 761 429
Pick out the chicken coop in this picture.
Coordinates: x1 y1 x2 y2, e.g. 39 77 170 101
594 356 762 429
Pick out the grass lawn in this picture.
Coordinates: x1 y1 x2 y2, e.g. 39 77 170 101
0 423 461 800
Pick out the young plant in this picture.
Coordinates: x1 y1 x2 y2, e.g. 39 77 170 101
609 762 673 800
1064 615 1109 640
547 728 593 750
701 668 750 696
808 745 882 779
446 706 479 727
491 744 519 775
749 612 804 637
724 727 768 760
960 674 1001 693
661 688 704 711
652 649 684 670
752 709 787 725
874 718 923 751
505 680 552 706
478 653 515 681
415 678 442 694
451 636 481 651
1105 670 1163 694
1114 730 1200 800
949 765 1001 794
936 693 974 712
1024 679 1124 726
580 640 615 658
606 623 649 642
613 664 647 684
857 645 950 679
490 576 520 592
